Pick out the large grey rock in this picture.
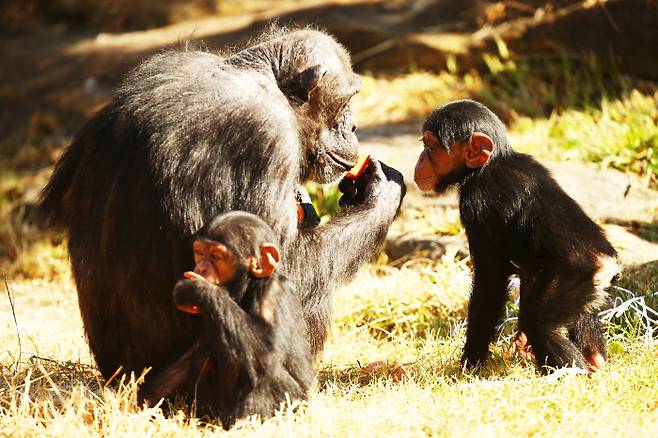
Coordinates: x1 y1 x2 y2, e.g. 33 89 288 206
385 232 468 262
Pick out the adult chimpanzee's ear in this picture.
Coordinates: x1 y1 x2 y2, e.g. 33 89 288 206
464 132 495 168
249 243 281 278
296 65 325 101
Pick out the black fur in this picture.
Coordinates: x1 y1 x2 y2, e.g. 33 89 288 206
425 100 617 372
38 29 405 381
140 212 313 427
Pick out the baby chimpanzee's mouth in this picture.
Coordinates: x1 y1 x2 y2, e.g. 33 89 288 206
327 151 356 170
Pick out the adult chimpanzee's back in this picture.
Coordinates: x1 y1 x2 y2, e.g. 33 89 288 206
39 29 405 380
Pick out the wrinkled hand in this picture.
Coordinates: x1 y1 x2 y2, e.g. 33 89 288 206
364 159 406 211
338 159 406 211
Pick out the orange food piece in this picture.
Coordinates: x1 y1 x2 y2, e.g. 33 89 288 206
345 154 370 180
297 203 305 223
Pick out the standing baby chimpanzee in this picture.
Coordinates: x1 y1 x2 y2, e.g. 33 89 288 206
414 99 619 373
140 211 313 427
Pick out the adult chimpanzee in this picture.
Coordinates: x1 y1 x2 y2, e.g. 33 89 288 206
39 29 405 381
140 211 313 426
413 99 618 373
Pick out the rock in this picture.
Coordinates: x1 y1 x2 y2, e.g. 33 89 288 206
385 232 468 262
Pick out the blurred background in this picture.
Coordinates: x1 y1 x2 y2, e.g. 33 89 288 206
0 3 657 434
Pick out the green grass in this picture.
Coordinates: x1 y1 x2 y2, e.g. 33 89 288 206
511 91 658 187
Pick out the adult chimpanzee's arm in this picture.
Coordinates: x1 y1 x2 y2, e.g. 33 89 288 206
289 160 403 287
284 160 405 353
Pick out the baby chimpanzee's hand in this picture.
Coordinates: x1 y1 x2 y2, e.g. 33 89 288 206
173 279 210 314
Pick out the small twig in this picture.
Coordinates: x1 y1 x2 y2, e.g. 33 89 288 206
351 38 399 64
29 355 59 364
599 0 621 33
4 274 22 375
36 361 64 405
503 1 539 14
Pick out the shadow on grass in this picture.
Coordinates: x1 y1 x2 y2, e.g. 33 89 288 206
618 260 658 296
605 219 658 245
315 345 530 389
0 356 102 408
316 359 462 390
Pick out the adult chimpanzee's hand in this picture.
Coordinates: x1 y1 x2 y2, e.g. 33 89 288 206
338 165 372 208
365 159 406 212
338 159 406 210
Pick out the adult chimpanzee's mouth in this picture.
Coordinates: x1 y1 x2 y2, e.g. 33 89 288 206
327 151 356 170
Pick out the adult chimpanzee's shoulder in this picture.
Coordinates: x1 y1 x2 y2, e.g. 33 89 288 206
120 49 290 119
115 48 299 159
118 50 224 102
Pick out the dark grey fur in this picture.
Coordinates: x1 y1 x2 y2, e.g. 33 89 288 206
423 99 617 373
140 212 314 427
38 29 405 382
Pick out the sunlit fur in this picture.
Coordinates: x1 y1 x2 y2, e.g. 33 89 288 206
425 99 618 373
38 28 403 389
141 212 314 427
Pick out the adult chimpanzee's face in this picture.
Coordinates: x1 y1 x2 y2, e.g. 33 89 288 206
281 36 362 184
308 102 360 184
294 68 361 184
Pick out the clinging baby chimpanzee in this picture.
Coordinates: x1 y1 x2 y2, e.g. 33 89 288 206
414 99 619 373
140 211 314 427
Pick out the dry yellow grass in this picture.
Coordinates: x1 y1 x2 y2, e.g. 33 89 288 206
1 255 657 436
1 63 657 437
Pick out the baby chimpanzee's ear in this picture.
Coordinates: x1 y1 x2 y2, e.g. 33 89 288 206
464 132 495 168
249 243 281 278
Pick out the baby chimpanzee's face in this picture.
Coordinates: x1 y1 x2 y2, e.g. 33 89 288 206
191 240 237 286
414 128 495 194
414 131 467 194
